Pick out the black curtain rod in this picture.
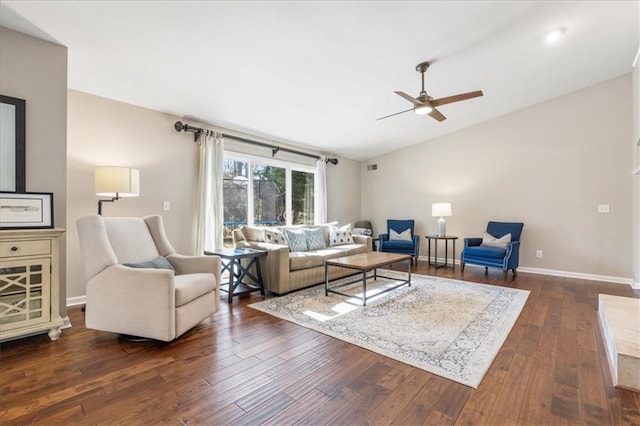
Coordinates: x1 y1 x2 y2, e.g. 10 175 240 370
174 121 338 165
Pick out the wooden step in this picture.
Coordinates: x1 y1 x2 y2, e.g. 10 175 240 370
598 294 640 392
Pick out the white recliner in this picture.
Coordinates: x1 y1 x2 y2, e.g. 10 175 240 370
76 214 221 342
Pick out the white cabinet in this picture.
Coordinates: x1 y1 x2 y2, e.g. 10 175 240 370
0 228 65 341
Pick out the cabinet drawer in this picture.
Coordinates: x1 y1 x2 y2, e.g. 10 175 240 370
0 240 51 258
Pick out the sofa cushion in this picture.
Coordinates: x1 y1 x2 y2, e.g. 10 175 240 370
174 273 216 307
265 228 287 245
329 224 354 246
304 227 327 251
464 245 507 259
285 228 308 252
289 252 324 271
241 225 266 242
381 240 415 250
481 232 511 249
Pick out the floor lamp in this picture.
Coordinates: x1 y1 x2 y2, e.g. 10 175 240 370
95 166 140 215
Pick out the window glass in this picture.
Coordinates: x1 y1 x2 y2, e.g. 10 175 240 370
252 163 286 226
223 159 248 246
291 170 314 225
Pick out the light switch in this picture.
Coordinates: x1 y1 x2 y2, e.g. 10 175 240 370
163 201 170 211
597 204 610 214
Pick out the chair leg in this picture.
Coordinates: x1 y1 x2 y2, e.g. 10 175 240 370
485 267 488 275
512 268 518 277
503 270 508 280
461 262 465 273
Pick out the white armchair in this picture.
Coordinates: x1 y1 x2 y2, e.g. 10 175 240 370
76 215 221 341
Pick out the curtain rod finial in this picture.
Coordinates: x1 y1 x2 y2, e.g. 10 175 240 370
174 121 185 132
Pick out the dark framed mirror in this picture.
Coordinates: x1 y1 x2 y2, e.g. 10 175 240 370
0 95 26 193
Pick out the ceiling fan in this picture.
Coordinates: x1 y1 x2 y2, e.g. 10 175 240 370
377 61 483 122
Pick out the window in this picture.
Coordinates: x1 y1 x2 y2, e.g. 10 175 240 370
223 153 316 246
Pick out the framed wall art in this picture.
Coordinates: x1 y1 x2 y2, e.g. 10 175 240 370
0 192 53 229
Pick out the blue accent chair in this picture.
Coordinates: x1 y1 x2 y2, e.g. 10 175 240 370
461 221 524 280
378 219 420 265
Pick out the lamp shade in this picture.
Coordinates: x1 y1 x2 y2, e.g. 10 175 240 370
95 166 140 197
431 202 452 217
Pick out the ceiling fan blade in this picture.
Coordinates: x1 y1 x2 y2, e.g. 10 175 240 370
428 107 446 122
431 90 484 107
394 91 423 106
376 108 414 121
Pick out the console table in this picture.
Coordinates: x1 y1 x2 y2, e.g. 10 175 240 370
204 247 266 303
425 235 458 269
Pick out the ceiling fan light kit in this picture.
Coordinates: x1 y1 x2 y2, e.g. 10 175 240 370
414 104 432 115
378 61 483 122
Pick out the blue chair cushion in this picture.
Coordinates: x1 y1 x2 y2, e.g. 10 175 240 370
381 240 415 250
463 245 506 259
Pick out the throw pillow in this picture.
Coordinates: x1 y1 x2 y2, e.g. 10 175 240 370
241 225 265 242
389 228 412 241
265 228 287 245
304 227 327 251
284 229 308 252
123 256 175 273
480 232 512 249
329 224 354 246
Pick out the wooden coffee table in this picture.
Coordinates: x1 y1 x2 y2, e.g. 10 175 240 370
324 252 412 306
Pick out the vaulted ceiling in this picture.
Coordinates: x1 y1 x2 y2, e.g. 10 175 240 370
1 1 638 160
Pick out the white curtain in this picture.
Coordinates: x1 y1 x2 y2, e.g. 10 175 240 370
196 133 224 253
315 158 327 225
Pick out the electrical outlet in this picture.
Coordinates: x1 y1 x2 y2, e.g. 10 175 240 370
598 204 610 213
536 250 543 258
162 201 170 211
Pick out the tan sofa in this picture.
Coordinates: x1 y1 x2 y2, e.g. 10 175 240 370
232 223 372 294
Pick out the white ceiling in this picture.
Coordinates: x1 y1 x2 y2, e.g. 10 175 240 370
1 1 638 161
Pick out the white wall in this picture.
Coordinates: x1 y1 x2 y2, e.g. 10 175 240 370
0 27 68 313
362 74 633 280
66 90 360 300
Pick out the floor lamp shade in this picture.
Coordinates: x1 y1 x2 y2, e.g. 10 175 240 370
432 203 452 236
95 167 140 197
95 167 140 215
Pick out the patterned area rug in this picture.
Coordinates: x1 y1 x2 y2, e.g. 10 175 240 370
249 271 529 388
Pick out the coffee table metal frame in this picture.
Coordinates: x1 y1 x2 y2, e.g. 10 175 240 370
324 252 412 306
204 247 267 304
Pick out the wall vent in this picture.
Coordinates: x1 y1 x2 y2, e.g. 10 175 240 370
367 164 378 171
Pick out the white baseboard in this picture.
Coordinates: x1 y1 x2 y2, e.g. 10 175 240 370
517 267 633 286
66 295 86 307
417 256 634 287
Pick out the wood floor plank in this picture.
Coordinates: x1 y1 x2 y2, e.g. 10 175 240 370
1 262 638 425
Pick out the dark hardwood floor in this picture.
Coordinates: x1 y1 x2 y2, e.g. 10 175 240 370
1 262 639 425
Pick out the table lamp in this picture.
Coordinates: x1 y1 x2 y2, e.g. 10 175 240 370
432 202 452 236
95 166 140 215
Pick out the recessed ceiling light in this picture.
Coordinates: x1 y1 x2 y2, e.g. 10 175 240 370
545 27 566 44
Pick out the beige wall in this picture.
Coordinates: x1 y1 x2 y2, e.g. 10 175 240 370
66 90 361 300
0 27 68 313
67 90 201 300
362 74 633 280
326 156 362 226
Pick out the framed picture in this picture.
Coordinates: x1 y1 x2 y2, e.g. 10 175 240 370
0 192 53 229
